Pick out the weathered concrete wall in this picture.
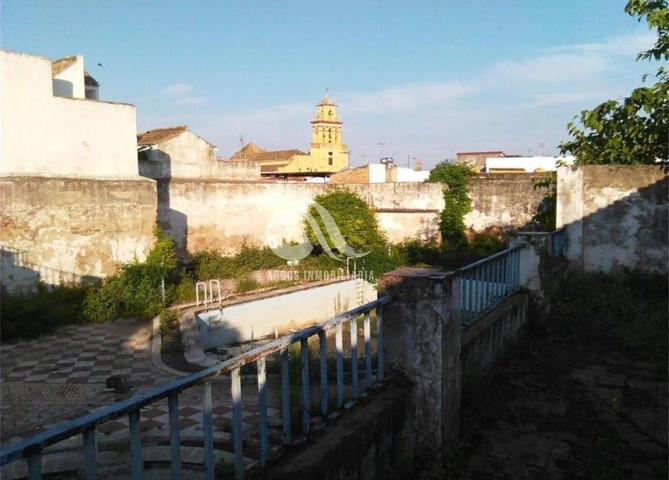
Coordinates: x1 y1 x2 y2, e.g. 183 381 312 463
466 173 547 233
139 131 261 181
159 181 445 255
378 268 461 463
0 50 139 178
159 175 547 257
460 294 528 380
378 267 531 463
0 176 157 290
556 165 668 273
263 382 415 480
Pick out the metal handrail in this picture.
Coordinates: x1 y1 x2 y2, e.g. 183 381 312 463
1 296 391 480
455 245 524 275
454 245 524 326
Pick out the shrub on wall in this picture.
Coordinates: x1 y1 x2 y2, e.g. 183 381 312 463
190 243 285 281
304 188 396 278
428 162 473 251
83 224 178 322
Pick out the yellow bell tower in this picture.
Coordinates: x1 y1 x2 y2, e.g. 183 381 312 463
274 93 350 174
309 93 349 172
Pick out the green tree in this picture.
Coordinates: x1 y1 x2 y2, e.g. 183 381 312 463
559 0 668 164
428 162 473 249
306 188 388 254
304 188 394 277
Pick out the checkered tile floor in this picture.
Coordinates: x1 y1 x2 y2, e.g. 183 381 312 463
0 319 288 449
1 320 158 385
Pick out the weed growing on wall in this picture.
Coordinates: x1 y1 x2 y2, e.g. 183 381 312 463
83 224 180 322
190 244 285 281
429 162 473 250
530 172 557 231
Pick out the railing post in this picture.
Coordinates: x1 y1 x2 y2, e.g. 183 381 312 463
129 410 142 480
318 330 328 417
168 394 181 480
231 367 244 480
82 427 97 480
350 316 359 398
202 382 214 480
257 357 269 466
300 338 311 435
363 312 372 389
27 451 42 480
377 307 384 382
280 349 291 444
335 321 344 407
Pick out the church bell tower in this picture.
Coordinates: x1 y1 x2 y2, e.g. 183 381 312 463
309 93 349 172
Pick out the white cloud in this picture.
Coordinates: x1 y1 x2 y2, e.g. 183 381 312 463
163 83 193 97
343 81 476 114
176 96 207 105
163 83 192 96
485 53 609 84
521 91 608 108
549 31 656 57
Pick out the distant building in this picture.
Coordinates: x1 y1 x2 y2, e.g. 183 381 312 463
228 94 350 176
330 163 429 184
484 155 575 173
456 151 506 172
0 50 139 178
137 126 260 181
51 55 99 100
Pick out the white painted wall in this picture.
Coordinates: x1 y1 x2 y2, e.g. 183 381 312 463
197 279 377 347
0 50 139 178
369 164 386 183
485 156 575 173
52 55 85 99
389 166 430 182
139 131 260 180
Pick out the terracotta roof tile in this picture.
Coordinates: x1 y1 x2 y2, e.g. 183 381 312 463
230 142 266 160
51 56 78 76
248 149 306 162
137 126 188 145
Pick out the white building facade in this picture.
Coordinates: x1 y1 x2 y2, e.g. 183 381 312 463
0 50 139 178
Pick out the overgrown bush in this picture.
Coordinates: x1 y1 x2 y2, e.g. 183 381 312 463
304 188 396 278
83 224 178 322
529 172 557 231
236 276 260 293
1 283 89 341
429 162 473 250
191 244 285 281
391 236 442 267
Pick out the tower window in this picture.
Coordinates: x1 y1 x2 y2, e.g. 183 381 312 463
329 158 333 165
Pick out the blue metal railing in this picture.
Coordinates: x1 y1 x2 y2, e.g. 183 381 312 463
549 228 566 258
0 296 391 480
455 245 523 326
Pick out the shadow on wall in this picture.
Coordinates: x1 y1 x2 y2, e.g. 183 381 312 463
138 149 189 258
0 247 100 292
558 166 668 274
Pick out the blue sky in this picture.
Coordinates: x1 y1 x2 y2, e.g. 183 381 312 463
1 1 659 168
